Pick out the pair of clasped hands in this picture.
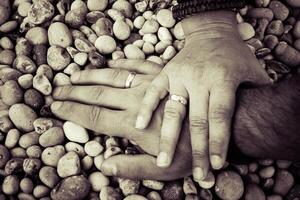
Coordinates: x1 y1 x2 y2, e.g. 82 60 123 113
51 11 271 185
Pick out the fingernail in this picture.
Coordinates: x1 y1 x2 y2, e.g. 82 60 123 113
193 167 204 181
135 116 145 129
157 152 170 168
71 72 80 82
50 101 63 111
101 162 118 176
196 171 215 189
211 155 223 169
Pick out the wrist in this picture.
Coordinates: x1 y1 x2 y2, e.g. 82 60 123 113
182 11 239 40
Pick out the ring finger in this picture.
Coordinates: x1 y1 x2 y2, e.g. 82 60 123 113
70 68 153 88
157 83 188 168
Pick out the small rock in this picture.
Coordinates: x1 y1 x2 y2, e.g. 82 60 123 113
65 142 86 157
2 175 20 195
5 129 20 149
99 186 122 200
95 35 116 54
19 131 40 149
41 145 65 167
51 175 91 200
113 20 131 40
0 144 9 168
87 0 108 11
23 158 42 174
33 74 52 95
84 140 104 157
47 46 71 71
183 177 197 195
9 104 37 132
124 195 148 200
1 80 23 106
48 22 73 48
156 9 175 28
28 0 55 25
63 121 89 143
88 172 109 192
142 180 164 190
104 146 122 159
57 151 81 178
39 166 60 188
269 1 289 21
244 184 266 200
124 44 145 59
24 89 44 110
273 170 294 196
215 171 244 200
39 127 65 147
161 181 184 200
119 178 140 196
259 166 275 179
238 22 255 40
20 177 34 193
18 74 33 89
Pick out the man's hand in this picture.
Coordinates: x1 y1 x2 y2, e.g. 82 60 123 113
125 11 271 181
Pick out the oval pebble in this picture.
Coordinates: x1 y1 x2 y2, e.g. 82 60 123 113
273 170 294 196
124 44 145 59
48 22 73 48
88 171 109 192
63 121 89 143
244 184 266 200
39 166 60 188
156 9 175 28
95 35 116 54
39 127 65 147
9 104 37 132
84 140 104 157
113 20 131 40
57 151 81 178
238 22 255 40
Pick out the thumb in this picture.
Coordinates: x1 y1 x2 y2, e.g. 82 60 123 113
101 154 189 181
248 62 273 85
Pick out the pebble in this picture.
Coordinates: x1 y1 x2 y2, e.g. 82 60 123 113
33 185 50 198
161 181 184 200
95 35 116 54
74 37 96 53
0 37 13 50
134 16 146 29
82 155 93 170
263 178 275 190
147 191 162 200
9 103 37 132
17 2 31 17
267 194 283 200
53 73 71 86
65 142 86 157
25 27 48 45
20 177 34 193
74 52 88 66
51 175 91 200
33 118 54 134
143 33 158 44
18 74 33 89
2 175 20 195
13 55 37 74
183 177 197 195
274 42 300 67
1 80 23 106
41 145 66 167
143 42 155 54
87 0 108 11
24 89 44 110
39 166 60 188
36 64 54 81
88 171 109 192
48 22 73 48
84 140 104 157
119 178 140 196
94 154 105 170
215 171 244 200
276 160 292 169
33 74 52 95
113 20 131 40
135 1 148 12
39 127 65 147
244 184 266 200
259 166 275 179
26 145 42 158
273 170 294 196
0 116 13 133
162 46 176 60
89 50 106 68
57 151 81 178
173 22 185 40
124 195 148 200
269 1 289 21
285 0 300 7
47 46 71 71
124 44 145 59
5 129 20 149
238 22 256 40
142 20 159 34
19 131 40 149
266 20 284 36
63 121 89 143
157 9 175 28
0 144 9 168
142 180 164 190
64 63 81 75
23 158 42 174
92 18 113 36
112 0 133 18
99 186 122 200
293 21 300 38
27 0 55 25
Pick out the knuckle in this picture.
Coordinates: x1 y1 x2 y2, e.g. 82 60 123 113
192 149 207 161
209 140 224 152
190 117 208 133
160 135 175 147
89 106 102 129
164 105 181 120
90 86 104 101
110 69 122 82
210 105 232 123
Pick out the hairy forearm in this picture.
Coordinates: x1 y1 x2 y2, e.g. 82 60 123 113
233 75 300 161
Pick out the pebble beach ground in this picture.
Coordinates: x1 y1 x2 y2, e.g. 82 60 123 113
0 0 300 199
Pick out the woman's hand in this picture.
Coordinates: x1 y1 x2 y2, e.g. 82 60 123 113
133 11 271 181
